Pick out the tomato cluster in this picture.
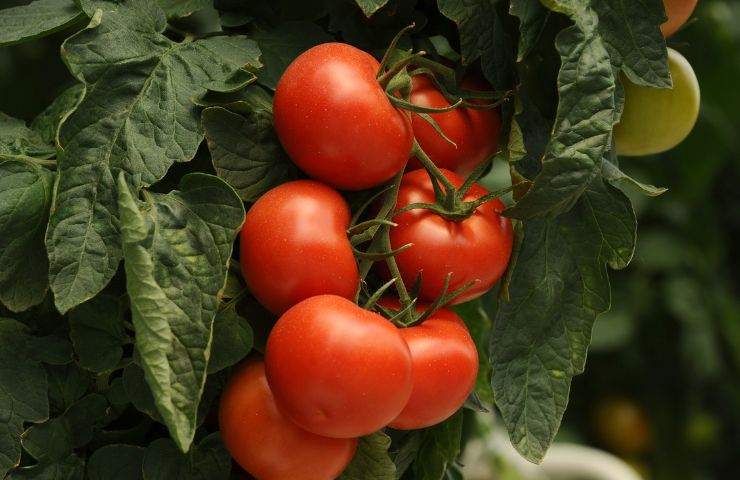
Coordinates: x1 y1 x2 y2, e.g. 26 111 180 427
220 41 513 479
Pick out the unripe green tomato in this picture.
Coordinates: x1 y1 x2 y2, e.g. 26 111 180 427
614 48 700 157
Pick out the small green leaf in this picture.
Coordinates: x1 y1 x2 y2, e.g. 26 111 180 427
353 0 390 17
69 295 127 373
0 113 54 160
412 410 463 480
510 0 550 61
453 300 493 405
30 84 84 147
203 104 297 201
253 21 333 89
340 431 396 480
118 172 244 452
46 364 92 415
0 0 83 47
208 304 253 374
0 160 54 312
142 433 231 480
602 158 667 197
87 444 145 480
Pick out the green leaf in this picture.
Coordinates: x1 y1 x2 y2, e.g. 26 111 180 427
591 0 670 87
30 84 84 147
453 300 493 405
117 172 244 452
157 0 212 18
602 158 667 197
0 113 55 160
202 104 297 201
6 454 84 480
46 364 91 415
69 294 127 373
507 5 616 219
122 364 160 422
353 0 390 17
412 410 463 480
142 433 231 480
390 431 421 479
87 444 145 480
0 319 51 477
510 0 551 61
492 176 636 463
253 21 333 89
0 0 83 47
0 160 54 312
208 304 253 374
46 0 259 314
340 432 396 480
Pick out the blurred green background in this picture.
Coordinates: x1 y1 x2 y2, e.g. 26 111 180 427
1 1 738 479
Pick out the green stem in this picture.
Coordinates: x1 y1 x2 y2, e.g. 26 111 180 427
1 154 57 168
377 23 416 76
377 51 426 90
412 140 456 193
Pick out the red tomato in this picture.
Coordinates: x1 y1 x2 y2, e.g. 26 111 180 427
661 0 698 37
409 75 501 176
219 360 357 480
380 299 478 430
389 169 513 304
273 43 413 190
265 295 413 438
240 180 359 315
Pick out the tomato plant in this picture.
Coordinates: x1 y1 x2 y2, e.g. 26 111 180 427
273 42 413 190
388 168 513 305
0 0 704 478
661 0 698 37
239 180 359 314
265 295 413 438
615 48 700 156
220 360 357 480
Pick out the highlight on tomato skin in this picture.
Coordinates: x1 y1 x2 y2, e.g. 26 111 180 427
408 75 502 176
388 168 514 305
219 360 358 480
272 42 413 191
239 180 360 315
379 298 479 430
661 0 698 37
264 295 414 439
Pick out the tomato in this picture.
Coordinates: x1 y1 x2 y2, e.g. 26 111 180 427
239 180 359 315
592 397 652 455
265 295 413 438
661 0 698 37
219 360 357 480
389 169 513 305
409 75 502 175
614 48 700 156
379 299 478 430
273 43 413 190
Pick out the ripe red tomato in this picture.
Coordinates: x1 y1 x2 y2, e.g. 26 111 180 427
273 43 413 190
380 299 478 430
409 75 501 176
661 0 698 37
219 360 357 480
265 295 413 438
389 169 513 304
239 180 359 315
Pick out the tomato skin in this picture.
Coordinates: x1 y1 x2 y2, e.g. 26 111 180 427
409 75 501 176
380 299 478 430
265 295 413 438
219 360 357 480
592 397 652 455
389 169 513 304
661 0 698 37
239 180 359 315
273 43 413 190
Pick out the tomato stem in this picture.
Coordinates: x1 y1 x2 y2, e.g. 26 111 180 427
376 23 416 77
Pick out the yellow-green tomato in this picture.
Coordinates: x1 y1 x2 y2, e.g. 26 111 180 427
614 48 700 157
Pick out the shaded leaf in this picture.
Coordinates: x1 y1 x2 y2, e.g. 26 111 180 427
142 433 231 480
0 160 54 312
0 0 83 47
340 432 395 480
157 0 212 18
0 114 54 160
69 295 127 373
510 0 551 61
412 411 463 480
208 304 253 374
87 444 145 480
602 158 667 197
453 300 493 405
117 172 244 452
6 454 84 480
31 84 84 147
353 0 391 18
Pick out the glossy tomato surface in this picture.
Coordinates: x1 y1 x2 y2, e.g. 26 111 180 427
219 360 357 480
265 295 413 438
409 75 501 175
380 299 478 430
389 169 513 304
661 0 698 37
240 180 359 315
273 43 413 190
